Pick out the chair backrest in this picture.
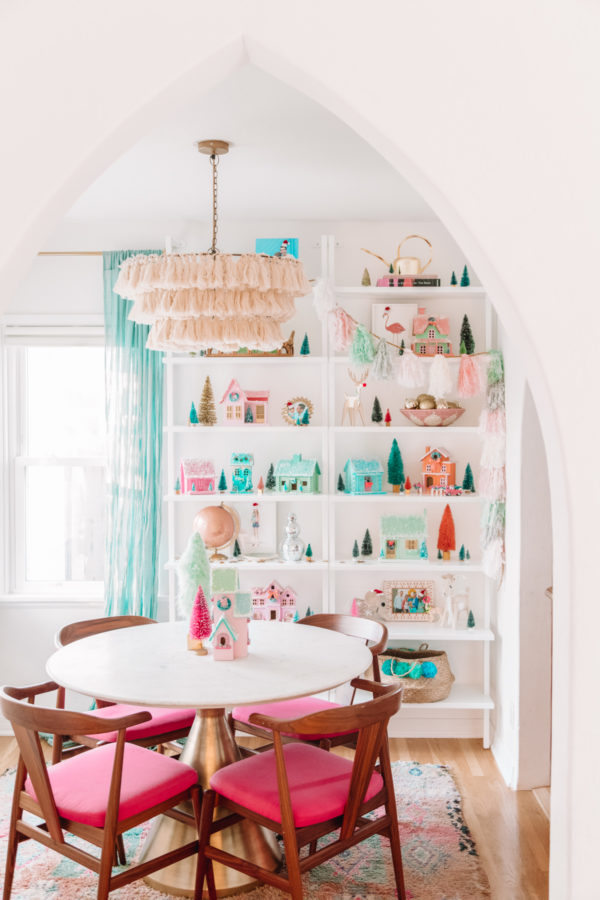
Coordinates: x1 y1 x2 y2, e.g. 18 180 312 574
250 678 401 839
0 682 151 842
56 614 156 648
297 613 388 680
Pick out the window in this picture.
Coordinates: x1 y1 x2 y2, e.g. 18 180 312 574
5 336 106 595
405 539 418 550
441 464 447 473
436 344 445 354
235 406 242 419
419 345 427 355
255 404 265 423
428 328 436 339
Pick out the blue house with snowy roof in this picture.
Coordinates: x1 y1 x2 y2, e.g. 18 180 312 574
274 453 321 493
343 458 385 494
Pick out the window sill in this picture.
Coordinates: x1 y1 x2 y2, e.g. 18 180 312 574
0 594 105 608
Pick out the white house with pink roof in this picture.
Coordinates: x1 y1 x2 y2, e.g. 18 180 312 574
220 378 270 425
179 458 217 494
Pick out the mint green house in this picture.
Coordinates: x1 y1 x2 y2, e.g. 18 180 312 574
274 453 321 493
380 511 428 560
411 307 453 356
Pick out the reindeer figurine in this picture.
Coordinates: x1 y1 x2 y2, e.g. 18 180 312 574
440 574 471 629
341 369 368 426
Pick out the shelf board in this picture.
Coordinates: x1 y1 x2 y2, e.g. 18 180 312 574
335 286 486 299
333 493 482 503
332 425 479 434
164 492 325 503
385 625 494 642
166 559 327 571
165 425 325 434
334 560 483 573
355 683 494 710
164 355 326 366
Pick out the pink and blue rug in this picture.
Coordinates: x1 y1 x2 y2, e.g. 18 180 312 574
0 761 490 899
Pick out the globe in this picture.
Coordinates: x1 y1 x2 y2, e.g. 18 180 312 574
193 504 239 557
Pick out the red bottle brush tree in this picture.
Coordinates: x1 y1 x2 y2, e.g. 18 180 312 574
437 504 456 561
188 585 211 655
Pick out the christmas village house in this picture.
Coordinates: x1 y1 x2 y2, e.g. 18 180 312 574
220 378 270 425
274 453 321 493
251 580 298 622
412 307 453 356
380 512 428 560
343 458 385 494
230 452 254 493
180 458 216 494
209 591 252 660
421 446 456 494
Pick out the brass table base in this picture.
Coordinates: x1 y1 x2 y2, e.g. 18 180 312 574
141 708 281 898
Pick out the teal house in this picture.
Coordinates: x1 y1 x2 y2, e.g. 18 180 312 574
230 452 254 493
380 511 428 560
343 458 385 494
274 453 321 493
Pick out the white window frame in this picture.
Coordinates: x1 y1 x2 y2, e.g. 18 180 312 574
1 315 106 599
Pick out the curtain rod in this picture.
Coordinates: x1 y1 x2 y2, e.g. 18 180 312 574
38 251 104 256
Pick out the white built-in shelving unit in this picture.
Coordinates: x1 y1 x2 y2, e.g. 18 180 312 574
162 234 496 744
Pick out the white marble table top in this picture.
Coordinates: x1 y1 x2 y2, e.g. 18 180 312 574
46 620 372 709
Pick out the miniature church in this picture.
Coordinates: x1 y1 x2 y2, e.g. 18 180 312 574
209 590 252 660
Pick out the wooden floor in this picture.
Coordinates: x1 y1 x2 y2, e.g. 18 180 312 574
0 736 549 899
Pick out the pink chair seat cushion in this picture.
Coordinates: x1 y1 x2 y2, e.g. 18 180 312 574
232 697 355 741
210 742 383 828
85 703 195 742
25 743 198 827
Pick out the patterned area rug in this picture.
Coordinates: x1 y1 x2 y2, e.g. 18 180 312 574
0 762 490 899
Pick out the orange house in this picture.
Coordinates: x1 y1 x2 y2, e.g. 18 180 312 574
420 446 456 493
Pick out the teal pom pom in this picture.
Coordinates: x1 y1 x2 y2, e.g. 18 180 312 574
421 661 438 679
382 658 394 676
407 663 422 680
349 324 375 367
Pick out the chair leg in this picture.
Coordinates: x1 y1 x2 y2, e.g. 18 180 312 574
2 825 19 900
116 835 127 866
196 789 217 900
281 828 303 900
387 821 407 900
97 831 116 900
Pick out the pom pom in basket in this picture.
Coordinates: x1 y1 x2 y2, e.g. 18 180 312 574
378 643 455 702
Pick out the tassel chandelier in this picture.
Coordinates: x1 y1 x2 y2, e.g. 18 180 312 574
115 140 311 353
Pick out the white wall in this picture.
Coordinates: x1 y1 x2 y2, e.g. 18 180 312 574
0 4 597 895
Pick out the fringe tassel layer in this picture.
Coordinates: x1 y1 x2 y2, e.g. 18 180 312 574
128 288 296 324
458 354 484 398
146 316 285 353
115 252 312 299
428 353 453 398
396 350 427 388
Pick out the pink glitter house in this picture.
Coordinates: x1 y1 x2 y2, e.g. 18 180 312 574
251 580 298 622
180 458 216 494
209 591 251 660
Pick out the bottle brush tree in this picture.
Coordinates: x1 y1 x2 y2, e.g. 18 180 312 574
385 408 392 426
467 610 475 628
187 585 211 654
218 469 227 492
352 539 360 559
232 538 241 557
437 503 456 560
305 543 313 562
361 268 371 286
399 338 405 356
198 376 217 425
300 333 310 355
257 475 264 492
419 539 428 559
361 528 373 557
462 463 475 493
460 314 475 355
450 270 458 285
265 463 276 490
301 408 310 425
337 473 345 492
371 396 383 424
189 401 199 425
244 406 254 423
459 544 466 561
460 265 470 287
387 438 405 493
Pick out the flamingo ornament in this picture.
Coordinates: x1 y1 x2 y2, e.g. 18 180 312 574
382 306 406 347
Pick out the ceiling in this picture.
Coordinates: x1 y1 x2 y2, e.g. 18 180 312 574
65 65 435 223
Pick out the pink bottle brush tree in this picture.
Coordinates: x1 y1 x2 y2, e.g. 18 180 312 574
187 585 212 655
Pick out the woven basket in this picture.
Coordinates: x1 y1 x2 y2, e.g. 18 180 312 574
378 643 455 702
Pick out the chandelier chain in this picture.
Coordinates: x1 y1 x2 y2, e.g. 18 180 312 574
209 153 219 255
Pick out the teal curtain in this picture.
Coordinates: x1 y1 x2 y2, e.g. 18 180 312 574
103 251 163 618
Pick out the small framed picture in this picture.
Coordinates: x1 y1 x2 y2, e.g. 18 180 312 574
382 579 437 622
255 238 299 259
371 303 418 349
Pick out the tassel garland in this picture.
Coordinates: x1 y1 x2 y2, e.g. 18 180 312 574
349 324 376 367
479 466 506 502
487 381 506 411
481 502 506 546
482 538 505 580
312 277 337 320
486 350 504 385
480 436 506 469
479 408 506 438
396 350 427 388
370 338 395 381
329 307 356 351
457 354 484 398
428 353 453 398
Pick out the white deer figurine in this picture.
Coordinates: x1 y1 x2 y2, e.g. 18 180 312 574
341 369 368 426
440 574 471 629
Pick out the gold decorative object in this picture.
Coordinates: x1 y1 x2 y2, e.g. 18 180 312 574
114 142 311 353
281 396 314 426
361 234 433 276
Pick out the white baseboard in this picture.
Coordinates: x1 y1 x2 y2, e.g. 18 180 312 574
388 716 482 739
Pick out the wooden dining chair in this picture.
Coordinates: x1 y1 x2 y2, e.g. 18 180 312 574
198 678 405 900
1 681 206 900
52 615 196 763
230 613 388 750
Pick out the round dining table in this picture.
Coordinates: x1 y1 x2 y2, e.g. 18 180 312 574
46 619 372 898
